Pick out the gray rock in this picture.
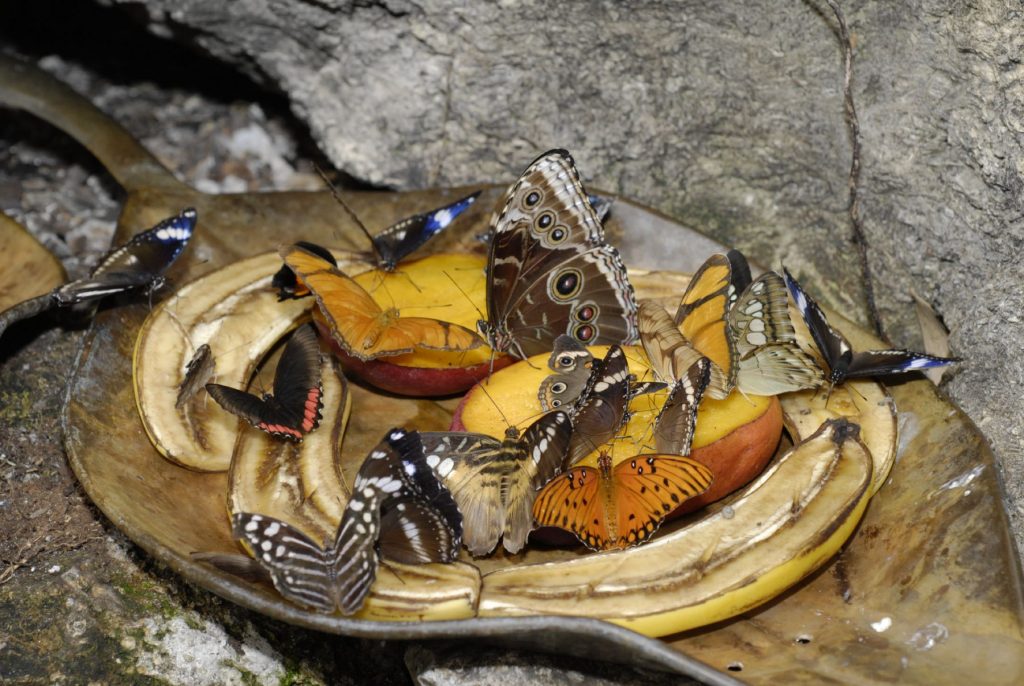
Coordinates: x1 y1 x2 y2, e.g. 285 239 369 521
405 644 693 686
102 0 1024 557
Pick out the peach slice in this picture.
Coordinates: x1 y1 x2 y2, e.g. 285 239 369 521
452 345 783 517
317 252 512 396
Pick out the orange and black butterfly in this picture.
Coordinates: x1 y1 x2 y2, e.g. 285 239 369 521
641 252 746 399
280 243 483 361
532 450 713 551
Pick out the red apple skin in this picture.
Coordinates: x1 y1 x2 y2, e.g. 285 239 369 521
315 318 513 396
670 395 783 516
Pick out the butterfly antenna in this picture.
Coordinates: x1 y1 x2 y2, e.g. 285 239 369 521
378 558 408 585
476 382 515 433
316 165 377 252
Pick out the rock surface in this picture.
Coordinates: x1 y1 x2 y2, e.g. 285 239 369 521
101 0 1024 555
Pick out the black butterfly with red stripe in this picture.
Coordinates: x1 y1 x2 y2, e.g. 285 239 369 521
231 429 462 614
783 267 959 387
206 325 324 441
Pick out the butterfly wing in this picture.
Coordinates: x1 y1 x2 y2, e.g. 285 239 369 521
674 253 737 394
418 432 506 556
419 412 571 555
377 497 461 565
272 241 337 300
566 346 631 466
610 455 714 549
232 512 341 612
538 334 595 411
175 343 215 409
638 300 712 388
845 349 959 379
372 191 480 270
783 267 851 382
205 383 285 437
654 357 711 456
532 465 609 551
267 325 324 433
483 150 638 357
729 272 823 394
53 208 196 306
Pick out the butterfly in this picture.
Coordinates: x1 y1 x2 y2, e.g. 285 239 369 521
653 357 711 456
320 168 480 272
667 251 750 398
281 243 483 361
418 411 572 556
52 207 196 306
206 324 324 441
175 343 215 409
727 271 823 395
783 267 959 387
477 149 639 359
232 428 462 614
272 241 337 300
360 192 480 272
538 335 663 412
532 450 714 551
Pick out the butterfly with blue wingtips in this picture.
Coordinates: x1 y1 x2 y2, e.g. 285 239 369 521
783 267 959 388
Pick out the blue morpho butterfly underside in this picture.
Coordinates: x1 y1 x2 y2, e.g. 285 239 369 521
52 207 196 306
478 149 639 359
783 267 959 386
205 325 324 442
232 428 462 614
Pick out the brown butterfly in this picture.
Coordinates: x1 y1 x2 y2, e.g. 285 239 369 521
419 411 572 556
280 243 483 361
477 150 639 359
532 449 714 551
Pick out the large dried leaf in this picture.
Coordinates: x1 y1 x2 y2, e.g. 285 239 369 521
3 53 1022 685
0 212 65 312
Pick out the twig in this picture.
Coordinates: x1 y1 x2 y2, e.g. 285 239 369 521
823 0 889 342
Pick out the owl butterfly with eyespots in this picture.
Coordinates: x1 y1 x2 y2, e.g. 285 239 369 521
231 429 461 614
419 411 572 556
532 449 714 551
538 335 664 414
477 149 639 360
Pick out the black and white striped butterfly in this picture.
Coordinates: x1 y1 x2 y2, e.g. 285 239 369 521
477 150 639 359
206 325 324 441
52 208 196 306
783 267 958 387
232 429 462 614
418 411 572 556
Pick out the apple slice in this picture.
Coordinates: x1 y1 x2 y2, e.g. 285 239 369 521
316 252 513 396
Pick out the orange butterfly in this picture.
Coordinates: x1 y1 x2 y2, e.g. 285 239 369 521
280 244 483 361
532 451 713 551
